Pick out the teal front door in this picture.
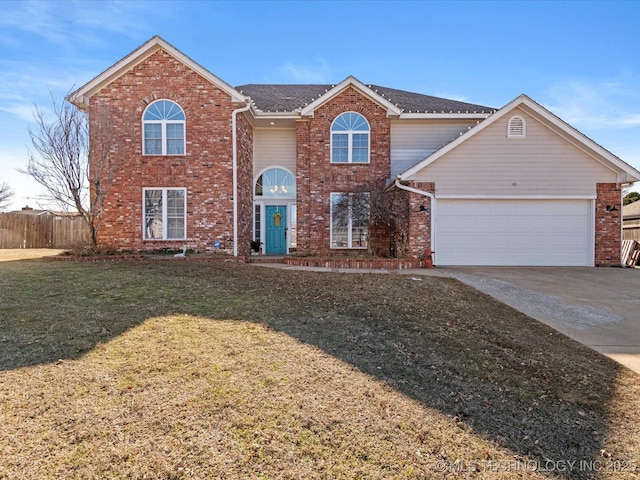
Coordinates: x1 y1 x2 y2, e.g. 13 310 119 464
265 206 287 254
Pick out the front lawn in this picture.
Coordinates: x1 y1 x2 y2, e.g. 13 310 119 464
0 257 638 479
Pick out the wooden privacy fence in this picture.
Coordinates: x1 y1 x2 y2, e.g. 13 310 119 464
0 212 89 249
623 222 640 243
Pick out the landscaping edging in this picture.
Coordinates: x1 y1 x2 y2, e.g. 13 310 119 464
283 256 424 270
43 253 426 270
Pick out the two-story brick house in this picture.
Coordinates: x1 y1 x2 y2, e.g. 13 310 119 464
69 36 640 266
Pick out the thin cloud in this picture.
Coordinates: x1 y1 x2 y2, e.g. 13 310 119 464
0 62 106 124
434 92 471 103
543 75 640 129
278 61 332 83
0 104 38 123
0 0 164 48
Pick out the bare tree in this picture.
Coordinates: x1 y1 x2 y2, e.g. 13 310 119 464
0 181 14 211
331 182 408 257
21 95 120 248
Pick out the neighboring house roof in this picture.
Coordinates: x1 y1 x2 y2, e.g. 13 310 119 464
399 94 640 183
237 81 494 115
8 207 80 217
623 200 640 220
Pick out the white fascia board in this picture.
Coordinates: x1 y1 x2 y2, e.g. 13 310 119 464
246 109 300 128
398 113 491 120
300 75 402 117
436 194 597 200
252 111 299 119
67 36 247 109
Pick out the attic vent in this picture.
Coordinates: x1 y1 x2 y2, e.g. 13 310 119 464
508 115 526 138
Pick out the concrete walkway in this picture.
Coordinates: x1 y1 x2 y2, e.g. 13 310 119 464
254 263 640 374
444 267 640 375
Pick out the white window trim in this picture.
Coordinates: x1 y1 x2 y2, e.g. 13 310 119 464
253 201 263 246
330 192 369 249
142 100 186 156
330 112 371 164
507 115 526 138
142 187 187 240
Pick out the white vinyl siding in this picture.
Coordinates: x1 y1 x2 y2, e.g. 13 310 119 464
412 109 617 196
435 199 593 266
253 128 296 176
390 120 478 178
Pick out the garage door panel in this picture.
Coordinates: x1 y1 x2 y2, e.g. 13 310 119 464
435 199 592 266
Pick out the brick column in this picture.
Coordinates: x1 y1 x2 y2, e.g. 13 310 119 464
595 182 622 266
236 113 254 257
407 182 435 259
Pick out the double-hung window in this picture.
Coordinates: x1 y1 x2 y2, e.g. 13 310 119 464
144 188 186 240
331 112 370 163
330 192 369 249
143 100 186 155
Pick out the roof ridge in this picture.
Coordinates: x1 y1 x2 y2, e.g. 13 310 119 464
237 82 495 114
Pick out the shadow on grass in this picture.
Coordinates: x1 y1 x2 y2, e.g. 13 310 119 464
0 259 636 479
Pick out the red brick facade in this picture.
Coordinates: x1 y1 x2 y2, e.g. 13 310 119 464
406 182 435 259
236 113 254 257
295 87 391 256
595 182 622 266
92 49 239 253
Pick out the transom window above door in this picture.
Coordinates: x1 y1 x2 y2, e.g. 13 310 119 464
255 168 296 197
143 100 186 155
331 112 370 163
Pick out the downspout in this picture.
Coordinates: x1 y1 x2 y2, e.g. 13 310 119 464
394 177 436 253
231 100 252 257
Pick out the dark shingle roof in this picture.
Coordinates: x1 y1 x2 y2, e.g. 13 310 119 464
370 85 494 114
235 83 494 114
236 84 332 112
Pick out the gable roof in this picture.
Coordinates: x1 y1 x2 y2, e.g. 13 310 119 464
68 36 247 109
237 79 494 116
301 76 403 116
399 94 640 183
68 35 494 122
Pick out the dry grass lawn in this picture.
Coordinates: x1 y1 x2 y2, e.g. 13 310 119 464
0 248 65 262
0 254 638 479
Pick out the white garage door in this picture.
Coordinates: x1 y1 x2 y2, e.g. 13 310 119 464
435 199 593 266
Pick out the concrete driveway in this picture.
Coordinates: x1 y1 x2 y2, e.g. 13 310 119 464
444 267 640 375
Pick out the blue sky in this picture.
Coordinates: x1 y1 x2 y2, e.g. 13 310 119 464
1 0 639 210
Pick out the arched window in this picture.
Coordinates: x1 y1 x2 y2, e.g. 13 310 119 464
331 112 370 163
508 115 526 138
143 100 185 155
255 168 296 197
